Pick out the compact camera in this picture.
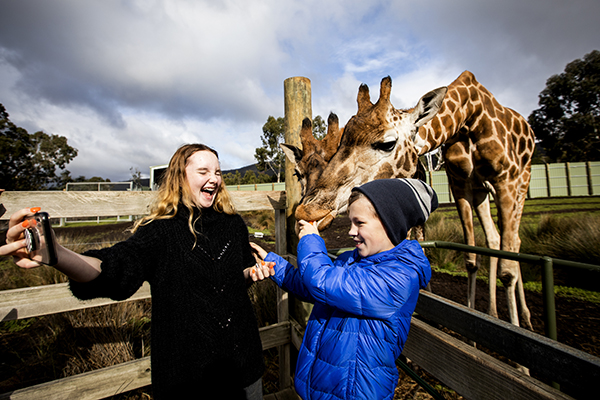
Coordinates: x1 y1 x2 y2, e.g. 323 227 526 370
24 212 58 266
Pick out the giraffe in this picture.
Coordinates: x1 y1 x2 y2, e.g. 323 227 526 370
294 71 536 329
282 111 428 238
280 113 344 211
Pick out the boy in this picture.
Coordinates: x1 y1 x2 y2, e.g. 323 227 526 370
251 178 438 400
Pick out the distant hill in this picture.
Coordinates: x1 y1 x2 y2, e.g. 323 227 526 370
222 163 275 177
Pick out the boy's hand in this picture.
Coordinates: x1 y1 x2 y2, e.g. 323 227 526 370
249 242 268 260
245 260 275 282
247 242 275 282
298 220 320 239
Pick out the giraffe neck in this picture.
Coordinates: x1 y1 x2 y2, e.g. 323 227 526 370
414 71 485 155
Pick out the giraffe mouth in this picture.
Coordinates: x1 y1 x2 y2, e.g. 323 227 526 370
295 206 337 232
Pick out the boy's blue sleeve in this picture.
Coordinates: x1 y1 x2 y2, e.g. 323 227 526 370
297 234 425 319
265 251 316 303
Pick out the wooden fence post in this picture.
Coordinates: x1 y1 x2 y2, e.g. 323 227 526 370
280 76 311 390
283 77 311 254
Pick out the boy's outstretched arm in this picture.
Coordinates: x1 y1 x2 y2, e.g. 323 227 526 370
249 242 315 303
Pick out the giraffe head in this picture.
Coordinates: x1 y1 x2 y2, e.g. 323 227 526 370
280 113 344 199
295 76 447 230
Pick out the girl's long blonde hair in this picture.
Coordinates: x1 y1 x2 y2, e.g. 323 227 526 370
132 144 236 239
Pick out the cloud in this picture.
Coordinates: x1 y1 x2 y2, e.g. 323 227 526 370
0 0 598 181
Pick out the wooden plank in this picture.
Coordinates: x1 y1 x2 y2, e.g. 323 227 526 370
264 387 301 400
0 282 151 322
415 290 600 394
0 190 286 220
0 323 292 399
259 322 291 350
0 357 152 400
403 318 573 400
290 317 304 351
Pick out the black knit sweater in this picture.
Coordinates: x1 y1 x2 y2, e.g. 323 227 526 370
70 206 264 399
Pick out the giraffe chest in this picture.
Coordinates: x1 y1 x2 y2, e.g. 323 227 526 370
443 133 517 179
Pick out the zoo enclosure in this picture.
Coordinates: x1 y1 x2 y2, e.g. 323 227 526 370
2 74 600 399
1 190 599 399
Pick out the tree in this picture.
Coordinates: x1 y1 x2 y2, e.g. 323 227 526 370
312 115 327 140
0 104 78 190
130 167 143 190
528 50 600 162
255 116 286 182
254 115 329 182
223 171 242 186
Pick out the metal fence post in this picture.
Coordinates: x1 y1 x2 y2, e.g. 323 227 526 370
541 256 557 341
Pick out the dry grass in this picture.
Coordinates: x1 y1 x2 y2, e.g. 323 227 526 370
0 230 153 398
520 214 600 264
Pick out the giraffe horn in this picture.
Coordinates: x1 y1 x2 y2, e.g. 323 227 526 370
322 113 343 161
377 76 392 106
300 117 317 154
357 83 372 114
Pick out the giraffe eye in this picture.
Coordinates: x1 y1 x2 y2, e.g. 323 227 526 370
373 141 396 152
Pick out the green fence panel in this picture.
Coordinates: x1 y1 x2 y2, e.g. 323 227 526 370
591 162 600 195
569 162 589 196
226 183 286 191
427 171 453 203
547 164 568 197
529 165 548 198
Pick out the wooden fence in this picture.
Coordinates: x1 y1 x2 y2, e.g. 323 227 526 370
1 190 599 399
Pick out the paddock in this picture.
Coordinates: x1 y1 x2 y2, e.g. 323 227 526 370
1 76 599 399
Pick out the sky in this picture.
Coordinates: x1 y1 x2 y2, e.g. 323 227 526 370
1 0 599 182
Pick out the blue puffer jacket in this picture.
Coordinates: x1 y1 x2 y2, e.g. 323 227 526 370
266 234 431 400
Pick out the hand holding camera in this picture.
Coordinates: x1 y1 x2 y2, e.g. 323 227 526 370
2 208 58 267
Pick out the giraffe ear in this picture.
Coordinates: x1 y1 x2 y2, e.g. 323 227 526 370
280 143 303 166
412 86 448 127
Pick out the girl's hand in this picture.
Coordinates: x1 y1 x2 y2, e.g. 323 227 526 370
298 220 320 239
3 207 44 269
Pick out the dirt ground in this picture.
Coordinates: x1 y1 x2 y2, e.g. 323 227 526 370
48 217 600 399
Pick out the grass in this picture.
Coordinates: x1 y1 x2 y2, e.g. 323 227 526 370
425 197 600 303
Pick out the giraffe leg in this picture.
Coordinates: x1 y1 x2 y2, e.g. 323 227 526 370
454 196 478 309
514 182 533 330
473 192 500 319
501 271 520 327
496 184 533 330
409 224 432 292
516 271 533 330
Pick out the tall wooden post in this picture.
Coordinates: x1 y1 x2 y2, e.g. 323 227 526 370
283 77 312 254
278 77 311 390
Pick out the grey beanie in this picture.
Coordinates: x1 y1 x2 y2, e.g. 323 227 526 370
352 178 438 245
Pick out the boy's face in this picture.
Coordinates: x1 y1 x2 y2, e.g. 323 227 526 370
348 197 395 257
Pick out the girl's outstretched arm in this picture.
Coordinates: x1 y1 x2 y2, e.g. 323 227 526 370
4 208 102 282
